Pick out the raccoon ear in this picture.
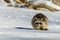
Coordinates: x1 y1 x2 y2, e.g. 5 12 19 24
32 17 37 22
41 18 43 20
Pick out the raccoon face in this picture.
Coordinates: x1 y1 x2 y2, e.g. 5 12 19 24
33 17 47 30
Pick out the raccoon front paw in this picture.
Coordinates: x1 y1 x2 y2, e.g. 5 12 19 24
44 28 48 30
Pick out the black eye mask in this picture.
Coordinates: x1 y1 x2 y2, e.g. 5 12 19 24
36 23 42 24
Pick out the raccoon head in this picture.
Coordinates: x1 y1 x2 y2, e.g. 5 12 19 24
33 17 47 30
32 13 48 30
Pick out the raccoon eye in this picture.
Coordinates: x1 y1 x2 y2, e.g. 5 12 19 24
36 23 38 24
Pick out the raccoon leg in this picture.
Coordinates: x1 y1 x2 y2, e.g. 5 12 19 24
43 27 48 30
33 7 37 10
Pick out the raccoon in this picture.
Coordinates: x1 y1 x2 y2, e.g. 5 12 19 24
32 13 48 30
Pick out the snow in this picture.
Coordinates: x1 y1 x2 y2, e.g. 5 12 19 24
33 0 60 10
46 2 60 10
33 0 49 5
0 7 60 28
0 5 60 40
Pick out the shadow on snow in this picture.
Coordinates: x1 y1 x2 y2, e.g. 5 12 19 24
15 27 33 30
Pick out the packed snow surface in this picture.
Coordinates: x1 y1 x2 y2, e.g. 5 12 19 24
0 7 60 40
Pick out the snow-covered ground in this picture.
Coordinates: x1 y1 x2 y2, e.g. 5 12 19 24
33 0 60 11
46 1 60 10
0 6 60 40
